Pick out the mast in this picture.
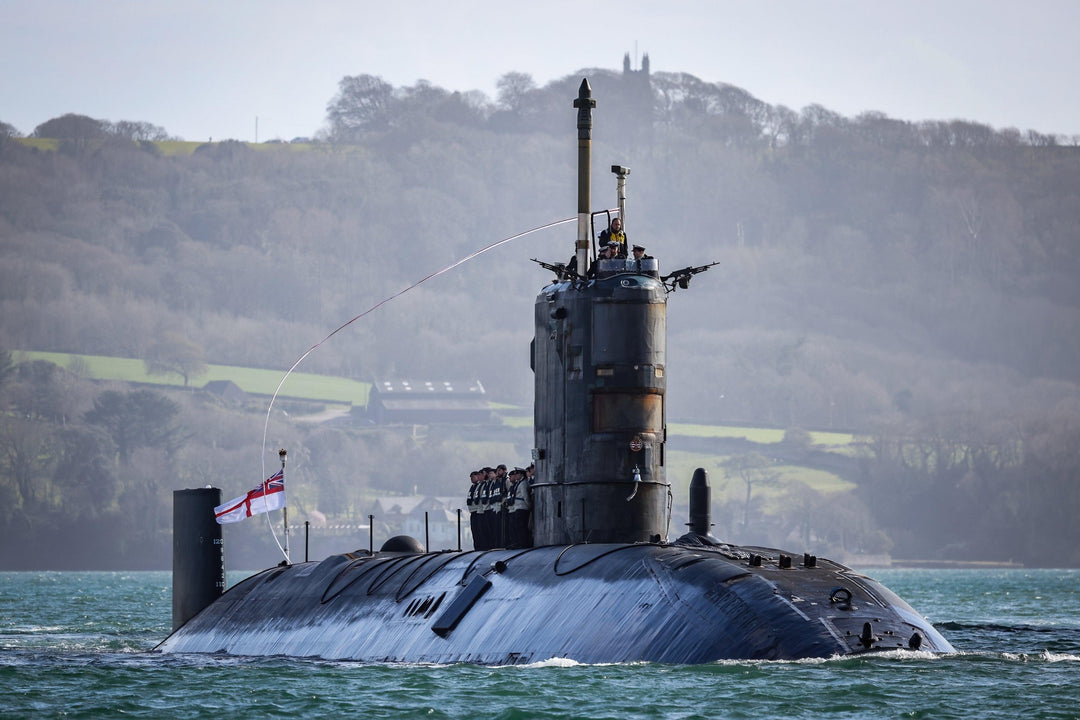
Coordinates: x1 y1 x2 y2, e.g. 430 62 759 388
573 79 595 277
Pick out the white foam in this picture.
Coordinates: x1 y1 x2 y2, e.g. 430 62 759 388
520 657 584 668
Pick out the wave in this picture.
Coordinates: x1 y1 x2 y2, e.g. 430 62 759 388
520 657 586 668
999 650 1080 663
939 621 1080 633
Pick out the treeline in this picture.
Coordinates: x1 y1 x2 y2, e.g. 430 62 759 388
2 62 1080 566
856 405 1080 564
1 113 172 149
0 351 494 569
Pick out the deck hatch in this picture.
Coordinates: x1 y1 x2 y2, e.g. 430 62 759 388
431 575 492 637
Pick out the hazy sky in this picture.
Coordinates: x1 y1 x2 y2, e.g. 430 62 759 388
4 0 1078 142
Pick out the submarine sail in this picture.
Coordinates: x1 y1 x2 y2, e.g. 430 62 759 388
533 80 668 547
158 79 954 663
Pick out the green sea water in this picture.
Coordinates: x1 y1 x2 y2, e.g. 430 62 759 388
1 569 1077 719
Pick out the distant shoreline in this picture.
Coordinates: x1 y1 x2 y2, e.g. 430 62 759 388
888 559 1025 569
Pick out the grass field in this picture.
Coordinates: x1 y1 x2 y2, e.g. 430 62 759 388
15 138 61 151
666 450 854 508
668 422 854 447
156 140 328 156
16 351 370 406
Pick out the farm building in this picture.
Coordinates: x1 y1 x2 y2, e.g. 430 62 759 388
368 379 491 425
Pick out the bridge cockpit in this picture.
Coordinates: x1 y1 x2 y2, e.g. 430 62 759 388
593 257 660 280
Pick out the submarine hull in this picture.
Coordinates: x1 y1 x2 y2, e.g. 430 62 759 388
158 540 952 663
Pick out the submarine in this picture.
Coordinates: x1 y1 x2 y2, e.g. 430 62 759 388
158 79 954 663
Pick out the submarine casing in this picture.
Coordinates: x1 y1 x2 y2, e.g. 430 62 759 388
157 541 953 662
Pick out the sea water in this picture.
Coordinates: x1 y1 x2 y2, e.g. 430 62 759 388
1 569 1077 719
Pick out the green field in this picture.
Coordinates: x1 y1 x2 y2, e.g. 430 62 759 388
156 140 328 156
15 138 60 151
668 422 854 447
665 450 854 508
16 351 370 406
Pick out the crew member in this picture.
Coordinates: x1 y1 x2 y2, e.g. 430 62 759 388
484 466 503 548
467 470 483 550
477 467 495 550
493 465 511 547
588 241 619 278
507 467 533 548
598 218 627 257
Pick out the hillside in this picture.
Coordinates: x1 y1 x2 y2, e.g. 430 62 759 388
2 65 1079 568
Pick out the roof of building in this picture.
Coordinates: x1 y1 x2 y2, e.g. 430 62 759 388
372 380 485 396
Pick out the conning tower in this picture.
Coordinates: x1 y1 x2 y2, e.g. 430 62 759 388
531 79 669 545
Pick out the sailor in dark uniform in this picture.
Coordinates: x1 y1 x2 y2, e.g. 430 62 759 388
488 466 507 547
467 470 483 550
477 467 494 550
503 468 521 546
482 467 500 549
630 244 653 274
507 467 533 548
588 241 619 278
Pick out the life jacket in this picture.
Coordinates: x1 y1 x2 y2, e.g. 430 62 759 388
510 478 531 512
599 229 627 255
489 478 504 509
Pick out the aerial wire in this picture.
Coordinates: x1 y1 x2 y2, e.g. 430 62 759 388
256 215 579 562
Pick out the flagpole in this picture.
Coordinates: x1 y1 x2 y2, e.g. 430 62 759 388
279 448 290 564
256 456 288 564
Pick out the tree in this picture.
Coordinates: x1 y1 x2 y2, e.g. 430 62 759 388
496 72 537 113
0 350 14 390
84 389 183 464
720 453 780 533
110 120 170 142
326 74 394 140
8 360 83 424
51 425 117 519
33 113 107 153
394 81 487 131
143 332 207 386
0 416 55 510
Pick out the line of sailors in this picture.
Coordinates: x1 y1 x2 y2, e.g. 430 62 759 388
467 463 534 550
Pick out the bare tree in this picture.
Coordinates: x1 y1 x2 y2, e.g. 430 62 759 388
110 120 170 141
325 74 394 140
144 332 208 387
496 72 536 113
720 452 780 532
0 417 56 509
